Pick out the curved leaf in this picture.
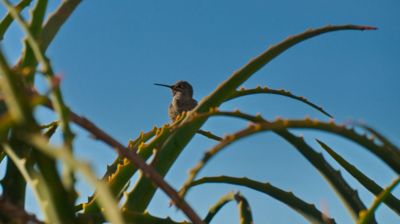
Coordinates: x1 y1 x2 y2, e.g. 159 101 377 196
81 127 158 212
226 86 332 118
25 134 126 224
178 110 400 174
0 0 32 40
317 140 400 215
40 0 82 52
2 0 77 200
197 129 222 141
192 176 335 224
354 122 400 158
2 143 70 223
234 193 253 224
204 192 236 223
358 177 400 224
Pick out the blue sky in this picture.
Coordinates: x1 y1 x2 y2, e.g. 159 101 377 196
1 0 400 223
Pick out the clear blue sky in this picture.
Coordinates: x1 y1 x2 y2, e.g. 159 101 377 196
1 0 400 223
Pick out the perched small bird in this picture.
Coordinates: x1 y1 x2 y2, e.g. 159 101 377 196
154 80 198 121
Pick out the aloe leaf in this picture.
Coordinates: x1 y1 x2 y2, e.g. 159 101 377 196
0 113 14 140
203 192 236 223
234 193 253 224
2 143 68 223
33 126 77 222
195 176 336 224
3 122 75 223
4 122 75 223
2 0 74 146
358 177 400 224
19 0 48 79
0 48 33 124
78 211 190 224
354 123 400 158
77 128 158 212
197 129 222 141
1 138 29 208
317 140 400 215
128 24 375 211
226 86 332 118
85 126 168 213
278 131 371 222
29 0 48 36
102 127 158 180
178 110 400 174
123 126 178 211
40 0 81 52
25 134 126 224
203 192 253 224
43 106 203 224
0 46 36 209
178 111 368 221
0 0 32 40
0 55 57 220
121 211 191 224
179 125 365 221
2 0 77 201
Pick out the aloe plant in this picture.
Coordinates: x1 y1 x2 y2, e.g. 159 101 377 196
0 1 398 223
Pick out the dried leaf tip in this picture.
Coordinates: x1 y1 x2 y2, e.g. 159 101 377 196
359 25 378 30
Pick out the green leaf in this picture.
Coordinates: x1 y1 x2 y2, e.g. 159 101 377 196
40 0 82 52
202 192 253 224
192 176 335 224
178 110 400 174
278 131 369 222
2 0 78 201
317 139 400 215
358 177 400 224
0 0 32 40
234 193 253 224
204 192 236 223
3 143 74 223
25 134 126 224
122 211 191 224
226 86 332 118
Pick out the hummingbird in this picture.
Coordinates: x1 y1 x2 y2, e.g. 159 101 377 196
154 80 198 121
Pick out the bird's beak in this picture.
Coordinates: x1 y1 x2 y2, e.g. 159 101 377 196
154 83 173 89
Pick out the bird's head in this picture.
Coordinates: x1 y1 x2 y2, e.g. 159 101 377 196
154 80 194 98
